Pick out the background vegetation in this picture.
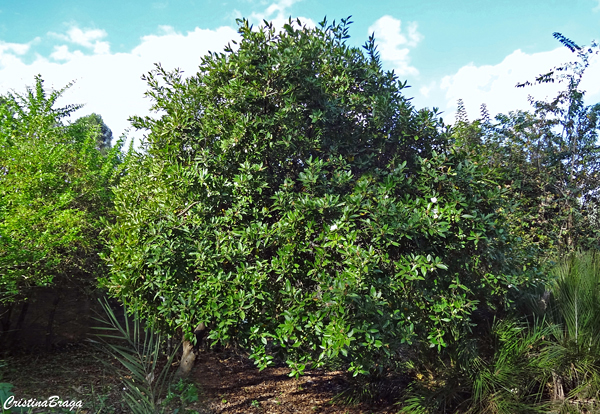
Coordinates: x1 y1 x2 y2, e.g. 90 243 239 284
1 18 599 414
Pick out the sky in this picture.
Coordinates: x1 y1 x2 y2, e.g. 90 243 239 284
1 0 600 145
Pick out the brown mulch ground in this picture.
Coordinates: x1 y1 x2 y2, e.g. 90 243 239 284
192 351 399 414
2 342 402 413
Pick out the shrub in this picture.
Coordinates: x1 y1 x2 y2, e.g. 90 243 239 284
0 76 122 305
103 18 534 376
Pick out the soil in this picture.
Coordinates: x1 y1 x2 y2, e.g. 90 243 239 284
2 342 402 414
191 350 400 413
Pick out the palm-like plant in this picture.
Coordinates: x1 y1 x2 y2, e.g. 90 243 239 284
544 251 600 406
400 319 553 414
93 299 179 414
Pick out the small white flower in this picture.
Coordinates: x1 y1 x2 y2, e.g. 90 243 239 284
431 197 437 203
330 224 338 231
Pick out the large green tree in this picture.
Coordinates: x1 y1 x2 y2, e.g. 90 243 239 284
0 76 122 305
103 18 531 376
72 113 114 155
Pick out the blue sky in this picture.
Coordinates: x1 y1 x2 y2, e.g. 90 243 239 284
1 0 600 141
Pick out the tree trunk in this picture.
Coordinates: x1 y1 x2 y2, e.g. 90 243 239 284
552 372 565 402
45 294 61 351
8 301 29 351
175 336 196 378
0 303 13 335
0 303 13 352
174 323 206 378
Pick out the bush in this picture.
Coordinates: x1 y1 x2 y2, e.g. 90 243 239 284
103 18 535 376
0 76 122 305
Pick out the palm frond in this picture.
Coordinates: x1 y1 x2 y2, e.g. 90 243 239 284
92 298 180 414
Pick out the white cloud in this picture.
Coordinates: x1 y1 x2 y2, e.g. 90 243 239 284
368 16 422 76
0 41 30 55
249 0 315 30
415 46 600 124
250 0 297 22
67 27 107 47
419 81 436 98
0 25 239 146
130 25 238 70
49 45 84 61
49 27 111 56
579 53 600 97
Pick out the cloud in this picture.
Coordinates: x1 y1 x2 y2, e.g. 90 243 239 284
50 45 84 61
0 41 30 55
49 26 110 55
249 0 315 30
250 0 298 22
0 38 40 73
368 16 422 76
419 81 436 98
0 0 325 148
0 25 239 145
67 27 107 47
414 46 600 124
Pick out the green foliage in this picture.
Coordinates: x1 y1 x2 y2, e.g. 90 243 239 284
0 361 25 414
399 251 600 413
462 33 600 255
398 32 600 412
400 319 553 414
71 113 114 155
103 18 534 376
163 379 200 410
543 251 600 405
0 382 14 414
0 382 29 414
0 76 122 304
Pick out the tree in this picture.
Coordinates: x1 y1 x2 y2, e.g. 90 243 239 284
103 18 531 376
469 33 600 254
71 113 114 155
0 76 122 306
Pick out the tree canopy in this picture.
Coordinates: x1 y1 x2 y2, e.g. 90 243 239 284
101 18 534 376
0 76 122 304
72 113 114 155
453 33 600 255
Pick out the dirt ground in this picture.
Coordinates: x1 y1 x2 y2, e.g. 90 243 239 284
2 342 402 414
191 351 400 414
